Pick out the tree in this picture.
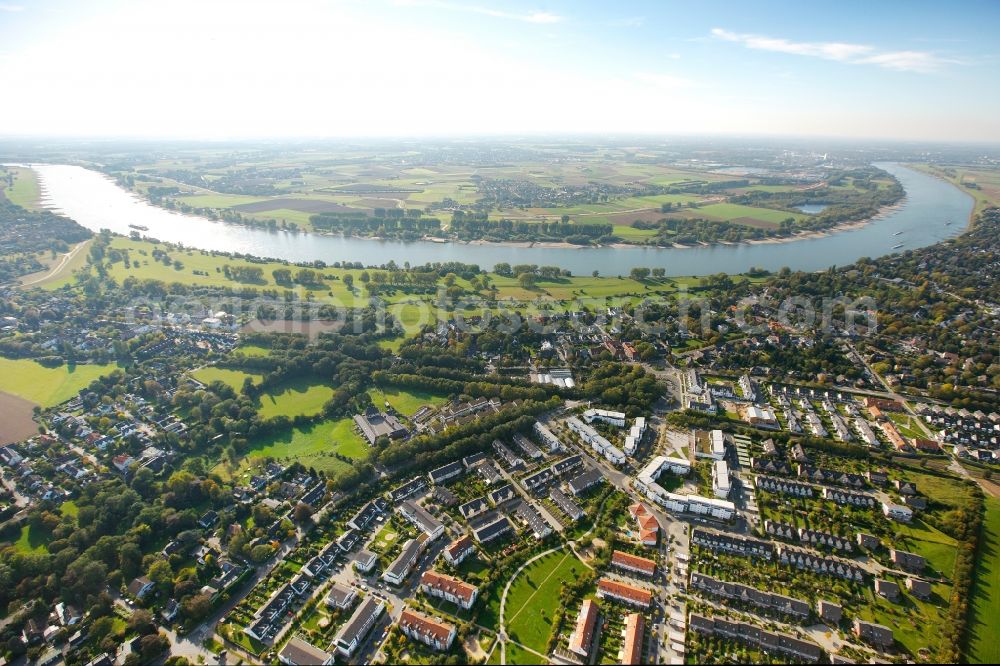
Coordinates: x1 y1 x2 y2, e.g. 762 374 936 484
140 633 170 661
128 609 154 635
148 560 173 587
181 593 213 621
630 267 651 280
293 502 314 523
343 274 354 289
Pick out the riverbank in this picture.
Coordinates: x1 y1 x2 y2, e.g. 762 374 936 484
25 162 970 277
906 163 986 226
47 160 913 254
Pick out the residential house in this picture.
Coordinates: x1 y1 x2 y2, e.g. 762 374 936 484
419 571 479 610
596 578 653 609
279 637 335 666
853 619 894 648
622 612 645 665
397 609 456 651
443 534 476 565
127 576 155 601
875 579 900 602
611 550 656 578
333 597 385 657
817 600 842 624
568 599 598 658
325 584 358 610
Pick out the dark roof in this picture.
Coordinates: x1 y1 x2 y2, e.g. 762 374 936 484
428 460 464 484
280 637 333 665
472 514 513 543
568 468 603 494
335 596 385 648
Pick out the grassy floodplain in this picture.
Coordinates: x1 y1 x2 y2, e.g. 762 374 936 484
119 151 845 237
54 236 750 349
2 166 41 210
910 163 1000 219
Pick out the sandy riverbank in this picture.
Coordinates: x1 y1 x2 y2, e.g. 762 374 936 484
743 199 907 246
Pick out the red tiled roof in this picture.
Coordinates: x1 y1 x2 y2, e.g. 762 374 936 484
399 609 454 643
446 534 474 558
612 550 656 575
628 502 649 517
597 578 653 607
622 612 645 665
420 570 477 604
639 528 659 545
568 599 598 656
638 514 660 531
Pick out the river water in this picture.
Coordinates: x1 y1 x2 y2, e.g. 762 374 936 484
26 162 971 276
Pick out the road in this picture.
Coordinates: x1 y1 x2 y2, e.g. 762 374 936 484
844 341 934 438
496 464 565 535
17 240 89 287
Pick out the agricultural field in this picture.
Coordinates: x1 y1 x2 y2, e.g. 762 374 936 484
0 357 116 407
679 202 803 226
114 148 847 243
0 390 38 445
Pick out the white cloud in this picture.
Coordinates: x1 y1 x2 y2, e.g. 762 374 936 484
857 50 959 72
0 3 25 11
393 0 562 24
711 27 955 73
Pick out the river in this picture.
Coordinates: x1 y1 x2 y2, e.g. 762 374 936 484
25 162 971 276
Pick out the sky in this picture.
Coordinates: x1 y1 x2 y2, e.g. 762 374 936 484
0 0 998 142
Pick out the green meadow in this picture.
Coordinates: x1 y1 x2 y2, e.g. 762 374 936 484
966 496 1000 663
255 379 336 419
2 167 41 209
367 386 449 416
220 417 368 478
0 358 116 407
